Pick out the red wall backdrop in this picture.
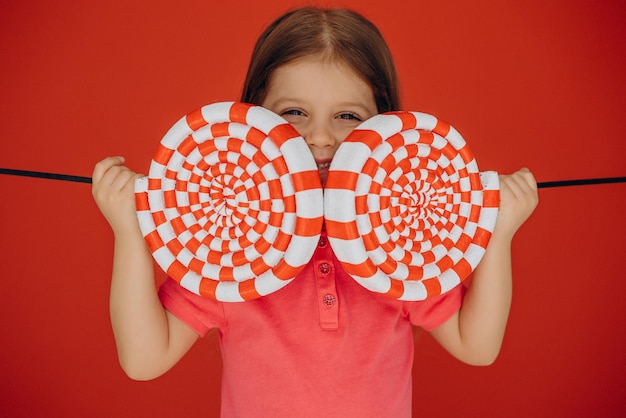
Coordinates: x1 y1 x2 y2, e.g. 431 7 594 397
1 0 625 417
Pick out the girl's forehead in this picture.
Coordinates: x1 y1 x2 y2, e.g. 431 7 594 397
263 56 376 115
280 53 351 72
271 55 367 87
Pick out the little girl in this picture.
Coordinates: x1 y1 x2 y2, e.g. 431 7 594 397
92 7 538 417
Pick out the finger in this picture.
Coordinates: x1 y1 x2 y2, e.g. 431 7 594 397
503 170 539 210
123 173 145 194
92 156 125 184
504 170 536 199
92 165 135 203
106 166 137 192
500 175 521 201
517 168 538 190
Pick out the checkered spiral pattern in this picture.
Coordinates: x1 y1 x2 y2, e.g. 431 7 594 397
135 102 323 302
324 111 500 301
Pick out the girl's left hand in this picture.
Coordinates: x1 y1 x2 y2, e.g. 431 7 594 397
493 168 539 240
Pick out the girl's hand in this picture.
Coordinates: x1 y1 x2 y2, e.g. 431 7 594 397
493 168 539 241
92 156 144 234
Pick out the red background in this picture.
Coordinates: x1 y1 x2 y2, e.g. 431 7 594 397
1 0 625 416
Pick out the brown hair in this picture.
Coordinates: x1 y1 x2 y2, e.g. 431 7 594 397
240 7 400 113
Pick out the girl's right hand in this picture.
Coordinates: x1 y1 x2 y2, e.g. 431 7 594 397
92 156 145 234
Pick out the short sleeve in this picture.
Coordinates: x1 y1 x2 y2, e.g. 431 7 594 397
404 284 466 331
158 278 226 337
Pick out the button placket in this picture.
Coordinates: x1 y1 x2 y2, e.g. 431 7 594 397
314 233 339 330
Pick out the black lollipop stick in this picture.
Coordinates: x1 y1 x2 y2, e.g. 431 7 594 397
0 168 92 184
536 176 626 189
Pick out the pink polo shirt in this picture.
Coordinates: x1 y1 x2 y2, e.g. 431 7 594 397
159 232 464 417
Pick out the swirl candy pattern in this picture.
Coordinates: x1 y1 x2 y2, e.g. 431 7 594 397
135 102 324 302
324 111 500 301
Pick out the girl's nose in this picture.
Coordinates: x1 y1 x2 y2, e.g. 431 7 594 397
304 124 337 148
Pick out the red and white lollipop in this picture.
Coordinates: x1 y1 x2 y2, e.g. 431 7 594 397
324 111 499 300
135 102 324 302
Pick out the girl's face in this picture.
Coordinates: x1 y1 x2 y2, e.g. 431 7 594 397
262 54 377 186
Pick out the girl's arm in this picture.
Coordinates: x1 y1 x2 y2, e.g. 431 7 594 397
429 168 538 365
92 156 199 380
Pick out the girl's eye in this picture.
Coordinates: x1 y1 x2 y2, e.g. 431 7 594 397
337 113 362 121
282 109 305 117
